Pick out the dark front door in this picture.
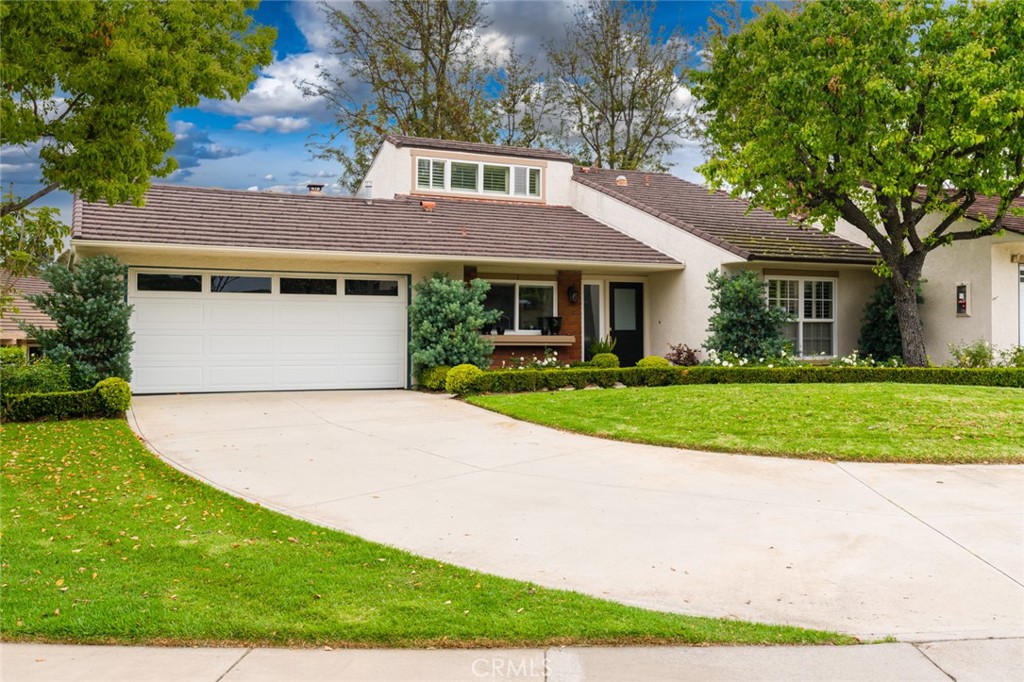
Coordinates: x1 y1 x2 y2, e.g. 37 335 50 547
609 282 644 366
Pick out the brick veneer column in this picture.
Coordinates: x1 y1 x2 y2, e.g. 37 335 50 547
557 270 583 362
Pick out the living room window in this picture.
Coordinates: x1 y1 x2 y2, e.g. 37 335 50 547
414 157 542 199
484 281 556 332
767 277 835 356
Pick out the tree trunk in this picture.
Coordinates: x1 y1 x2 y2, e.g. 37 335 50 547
891 274 928 366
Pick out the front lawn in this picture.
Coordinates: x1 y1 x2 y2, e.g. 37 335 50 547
0 419 852 648
468 383 1024 464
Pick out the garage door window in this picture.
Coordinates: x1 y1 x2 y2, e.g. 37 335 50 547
281 277 337 295
211 276 271 294
137 273 202 292
345 279 399 296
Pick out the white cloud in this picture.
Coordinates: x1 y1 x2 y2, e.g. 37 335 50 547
264 174 275 181
201 52 338 120
247 186 260 192
289 1 347 52
236 115 312 134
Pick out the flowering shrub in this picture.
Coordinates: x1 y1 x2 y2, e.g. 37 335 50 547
497 348 569 370
703 349 797 368
829 351 903 368
665 343 700 366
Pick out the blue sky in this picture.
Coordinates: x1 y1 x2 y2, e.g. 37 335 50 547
4 0 733 225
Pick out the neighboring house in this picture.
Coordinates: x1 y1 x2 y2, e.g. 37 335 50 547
833 194 1024 364
0 273 55 352
72 135 879 394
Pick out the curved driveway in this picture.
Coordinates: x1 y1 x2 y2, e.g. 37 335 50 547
130 390 1024 641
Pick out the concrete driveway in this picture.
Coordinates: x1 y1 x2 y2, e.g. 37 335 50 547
130 390 1024 641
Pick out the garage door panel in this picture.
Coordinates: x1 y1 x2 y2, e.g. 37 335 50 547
135 301 205 327
135 333 204 357
130 270 407 393
207 303 275 329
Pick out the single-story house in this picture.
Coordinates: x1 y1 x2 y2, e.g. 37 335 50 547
833 194 1024 364
0 273 55 353
72 134 969 394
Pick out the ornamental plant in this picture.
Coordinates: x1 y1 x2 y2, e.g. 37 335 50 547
23 256 133 389
704 269 792 360
409 273 501 371
859 281 923 362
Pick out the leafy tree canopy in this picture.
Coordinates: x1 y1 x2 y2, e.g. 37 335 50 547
692 0 1024 366
0 190 64 316
0 0 275 215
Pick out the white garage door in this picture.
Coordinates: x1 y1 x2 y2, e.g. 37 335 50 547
129 270 408 393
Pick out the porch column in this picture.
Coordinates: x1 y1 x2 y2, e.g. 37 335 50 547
557 270 583 362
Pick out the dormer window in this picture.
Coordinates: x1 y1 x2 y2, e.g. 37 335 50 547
415 156 542 199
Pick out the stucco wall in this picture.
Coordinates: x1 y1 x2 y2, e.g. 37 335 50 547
360 141 411 201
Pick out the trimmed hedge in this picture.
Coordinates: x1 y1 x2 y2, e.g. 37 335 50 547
445 364 484 395
3 377 133 422
0 346 27 365
417 365 451 391
460 366 1024 395
1 358 71 401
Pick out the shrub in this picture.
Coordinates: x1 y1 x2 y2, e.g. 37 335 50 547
445 363 484 395
0 358 71 405
465 365 1024 394
0 346 27 366
948 339 994 368
587 335 617 357
591 352 620 368
704 269 792 359
3 377 132 422
409 273 500 372
999 346 1024 369
637 355 671 368
24 256 134 389
704 348 797 367
417 365 451 391
665 343 700 366
496 348 568 370
858 280 921 362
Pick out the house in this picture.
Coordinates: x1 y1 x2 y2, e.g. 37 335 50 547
0 273 55 353
72 135 881 394
832 195 1024 364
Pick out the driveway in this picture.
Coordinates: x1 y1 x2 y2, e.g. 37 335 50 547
130 390 1024 641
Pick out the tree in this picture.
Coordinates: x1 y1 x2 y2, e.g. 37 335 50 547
546 0 692 170
692 0 1024 366
409 274 500 371
305 0 497 192
858 281 924 362
704 269 793 359
0 189 64 316
23 256 133 389
0 0 275 216
493 45 552 148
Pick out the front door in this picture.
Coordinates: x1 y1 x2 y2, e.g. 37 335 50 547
609 282 644 366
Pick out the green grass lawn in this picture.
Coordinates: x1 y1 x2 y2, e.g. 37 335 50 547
468 383 1024 464
0 419 853 648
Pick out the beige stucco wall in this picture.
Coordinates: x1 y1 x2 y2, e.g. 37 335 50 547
360 141 412 201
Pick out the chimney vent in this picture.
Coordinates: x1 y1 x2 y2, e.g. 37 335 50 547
307 183 325 196
363 180 373 205
420 200 436 212
615 175 628 187
644 174 650 187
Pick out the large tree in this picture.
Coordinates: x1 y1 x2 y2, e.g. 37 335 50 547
0 192 63 317
547 0 692 170
305 0 497 191
692 0 1024 366
0 0 275 216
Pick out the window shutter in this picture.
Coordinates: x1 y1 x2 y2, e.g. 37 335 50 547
513 167 528 196
528 168 541 196
416 159 430 188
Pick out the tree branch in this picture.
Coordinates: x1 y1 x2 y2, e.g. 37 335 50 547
1 182 61 217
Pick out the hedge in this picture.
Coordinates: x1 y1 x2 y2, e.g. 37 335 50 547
0 358 71 402
460 366 1024 395
3 377 133 422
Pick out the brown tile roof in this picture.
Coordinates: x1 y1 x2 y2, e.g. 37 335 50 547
913 188 1024 236
73 185 679 267
385 135 571 162
1 273 56 340
574 168 879 265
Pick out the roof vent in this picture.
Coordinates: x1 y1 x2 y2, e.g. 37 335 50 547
644 174 651 187
615 175 628 187
421 200 436 212
307 183 325 196
363 180 373 205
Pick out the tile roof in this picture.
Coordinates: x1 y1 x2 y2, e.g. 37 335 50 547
73 185 679 267
914 188 1024 236
573 168 879 265
1 273 56 339
385 135 571 162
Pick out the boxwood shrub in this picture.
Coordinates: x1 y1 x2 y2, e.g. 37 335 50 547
0 358 71 403
462 366 1024 395
3 377 132 422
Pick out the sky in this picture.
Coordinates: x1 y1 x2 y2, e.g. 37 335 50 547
2 0 733 226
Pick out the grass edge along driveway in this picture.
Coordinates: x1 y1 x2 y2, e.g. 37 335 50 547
468 383 1024 464
0 419 855 648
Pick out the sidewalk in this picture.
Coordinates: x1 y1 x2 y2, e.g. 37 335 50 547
3 639 1022 682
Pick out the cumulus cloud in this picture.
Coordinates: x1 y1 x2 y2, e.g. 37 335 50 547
202 52 338 121
167 122 250 183
236 115 311 134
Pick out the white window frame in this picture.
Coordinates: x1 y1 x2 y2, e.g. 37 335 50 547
413 156 542 199
766 276 837 357
485 279 558 334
